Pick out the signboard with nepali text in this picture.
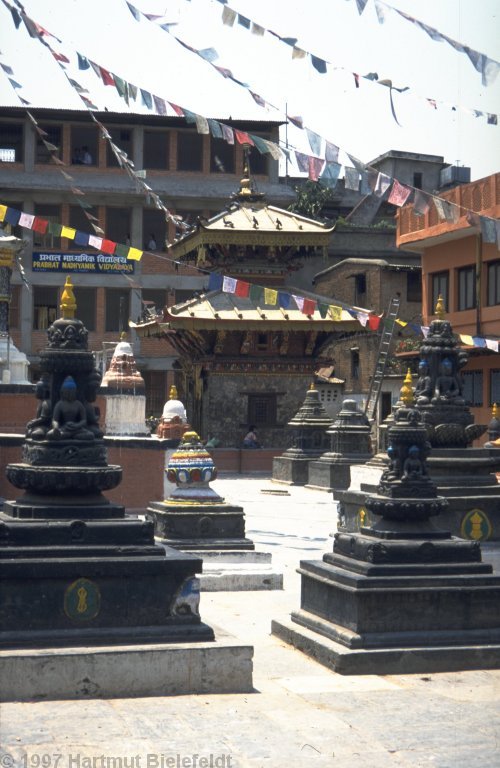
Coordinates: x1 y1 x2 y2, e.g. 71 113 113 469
32 252 135 274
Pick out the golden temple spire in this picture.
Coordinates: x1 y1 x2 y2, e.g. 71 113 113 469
60 276 76 319
169 384 179 400
492 403 499 420
400 368 415 406
435 293 446 320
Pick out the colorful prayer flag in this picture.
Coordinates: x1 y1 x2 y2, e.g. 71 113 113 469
264 288 277 305
388 180 411 207
127 247 143 261
329 305 343 321
61 226 76 240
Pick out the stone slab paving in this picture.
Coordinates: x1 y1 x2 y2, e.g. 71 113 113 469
1 475 500 768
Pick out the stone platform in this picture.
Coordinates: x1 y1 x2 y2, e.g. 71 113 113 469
0 628 253 702
176 549 283 591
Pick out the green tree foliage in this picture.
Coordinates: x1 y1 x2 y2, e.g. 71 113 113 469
288 180 335 220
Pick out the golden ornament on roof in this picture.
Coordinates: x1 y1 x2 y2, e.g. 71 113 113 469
60 276 76 319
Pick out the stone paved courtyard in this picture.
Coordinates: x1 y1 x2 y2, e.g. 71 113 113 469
1 475 499 768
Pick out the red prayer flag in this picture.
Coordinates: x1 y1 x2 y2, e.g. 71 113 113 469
234 129 254 146
234 280 250 298
368 314 382 330
388 179 411 207
302 298 316 315
169 102 184 117
32 217 48 234
101 239 117 254
99 67 115 86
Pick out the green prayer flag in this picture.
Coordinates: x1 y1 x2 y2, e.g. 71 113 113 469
249 284 264 303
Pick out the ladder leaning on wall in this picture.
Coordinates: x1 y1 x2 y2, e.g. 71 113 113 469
364 295 401 422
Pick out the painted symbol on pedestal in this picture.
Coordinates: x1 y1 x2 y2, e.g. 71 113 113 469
460 509 492 541
358 507 367 530
64 577 101 621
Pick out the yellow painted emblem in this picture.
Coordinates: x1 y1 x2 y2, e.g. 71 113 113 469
359 507 367 529
64 578 101 621
460 509 492 541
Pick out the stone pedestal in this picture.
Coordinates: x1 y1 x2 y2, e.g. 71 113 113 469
272 385 331 486
307 399 373 493
149 432 282 590
273 385 500 674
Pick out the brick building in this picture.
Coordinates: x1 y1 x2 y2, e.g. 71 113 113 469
397 171 500 431
0 106 289 415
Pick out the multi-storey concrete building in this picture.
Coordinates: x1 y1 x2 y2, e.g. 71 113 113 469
0 106 288 414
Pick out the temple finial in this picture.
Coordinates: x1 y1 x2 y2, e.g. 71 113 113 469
400 368 415 406
435 293 446 320
169 384 178 400
493 403 499 420
60 276 76 319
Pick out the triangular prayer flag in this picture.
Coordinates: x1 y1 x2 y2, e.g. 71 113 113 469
127 247 143 261
99 67 115 86
293 295 304 311
221 124 234 144
306 129 322 156
318 303 328 318
486 339 499 352
374 173 391 197
472 336 487 348
0 204 7 222
460 334 474 346
126 2 141 20
169 102 185 117
140 89 153 109
153 95 167 115
235 280 250 298
264 288 277 306
237 14 251 29
310 55 327 74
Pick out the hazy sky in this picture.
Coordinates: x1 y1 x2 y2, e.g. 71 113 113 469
0 0 499 180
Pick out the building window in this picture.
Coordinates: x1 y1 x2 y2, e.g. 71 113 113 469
144 130 169 169
490 370 500 407
413 172 423 189
256 333 269 351
105 207 131 245
105 289 130 332
487 261 500 306
8 285 21 329
431 271 449 313
0 122 23 162
33 286 59 330
248 393 277 426
75 287 96 331
462 371 483 407
351 349 360 380
407 270 422 302
143 371 168 417
35 124 62 164
143 208 167 251
177 131 203 171
458 266 476 311
174 289 197 305
141 289 167 318
354 274 366 305
70 125 98 166
210 137 235 173
106 127 133 168
249 142 268 175
33 204 62 249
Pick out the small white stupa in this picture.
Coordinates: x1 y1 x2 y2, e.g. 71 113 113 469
157 385 190 439
0 234 30 385
101 334 149 436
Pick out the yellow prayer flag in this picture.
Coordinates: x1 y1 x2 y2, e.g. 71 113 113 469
395 318 408 327
61 226 76 240
127 247 143 261
329 305 343 321
0 204 6 222
264 288 277 306
460 334 474 345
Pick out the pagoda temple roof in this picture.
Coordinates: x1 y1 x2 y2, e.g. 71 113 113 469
168 200 334 259
131 288 365 334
